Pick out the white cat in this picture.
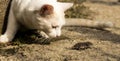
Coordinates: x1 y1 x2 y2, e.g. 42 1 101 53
0 0 73 43
0 0 114 43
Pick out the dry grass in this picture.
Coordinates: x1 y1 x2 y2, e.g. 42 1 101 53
0 0 120 61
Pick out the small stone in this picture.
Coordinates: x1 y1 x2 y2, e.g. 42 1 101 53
71 42 93 50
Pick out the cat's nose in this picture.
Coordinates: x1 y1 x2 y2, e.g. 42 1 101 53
56 34 60 38
56 35 60 38
48 34 59 38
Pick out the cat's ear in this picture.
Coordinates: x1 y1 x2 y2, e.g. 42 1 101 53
59 3 73 11
39 4 54 17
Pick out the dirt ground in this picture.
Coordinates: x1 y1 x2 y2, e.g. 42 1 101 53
0 0 120 61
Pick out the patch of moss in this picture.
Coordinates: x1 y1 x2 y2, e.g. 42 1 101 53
58 0 94 19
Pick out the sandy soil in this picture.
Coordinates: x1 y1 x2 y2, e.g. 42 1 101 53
0 0 120 61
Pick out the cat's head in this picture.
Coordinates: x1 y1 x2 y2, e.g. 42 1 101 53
26 1 73 38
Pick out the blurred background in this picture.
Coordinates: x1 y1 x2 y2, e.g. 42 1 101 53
58 0 120 19
58 0 92 19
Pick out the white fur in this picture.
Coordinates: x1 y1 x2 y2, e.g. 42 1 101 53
0 0 73 43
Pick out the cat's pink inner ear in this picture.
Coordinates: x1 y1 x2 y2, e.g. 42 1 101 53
39 4 54 17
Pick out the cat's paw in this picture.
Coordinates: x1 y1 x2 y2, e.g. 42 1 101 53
40 31 49 38
0 35 9 43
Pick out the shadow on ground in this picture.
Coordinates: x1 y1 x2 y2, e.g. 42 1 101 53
89 0 120 6
65 26 120 44
10 30 70 45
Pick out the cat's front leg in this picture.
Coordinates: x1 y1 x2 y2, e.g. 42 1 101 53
0 9 18 43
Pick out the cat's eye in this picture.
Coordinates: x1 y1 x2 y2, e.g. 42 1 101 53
52 25 59 29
